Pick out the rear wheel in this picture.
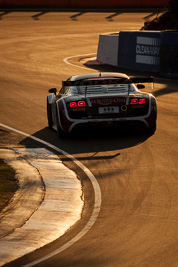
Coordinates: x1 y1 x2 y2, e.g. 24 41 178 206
47 99 53 128
57 123 67 138
148 123 156 135
56 109 67 138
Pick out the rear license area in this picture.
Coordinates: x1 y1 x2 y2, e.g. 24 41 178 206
99 106 119 114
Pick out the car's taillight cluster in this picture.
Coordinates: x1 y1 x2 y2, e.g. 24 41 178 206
68 99 147 108
130 98 146 105
69 101 87 108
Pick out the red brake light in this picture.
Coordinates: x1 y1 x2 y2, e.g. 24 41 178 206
69 102 78 107
78 101 87 107
130 98 138 104
130 98 146 105
139 98 146 104
69 101 87 107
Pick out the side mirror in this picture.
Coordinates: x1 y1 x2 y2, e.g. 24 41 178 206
49 88 57 95
137 84 145 89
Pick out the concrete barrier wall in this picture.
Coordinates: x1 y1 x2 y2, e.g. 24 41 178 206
97 34 119 66
0 0 169 8
97 31 178 77
160 32 178 77
118 31 161 72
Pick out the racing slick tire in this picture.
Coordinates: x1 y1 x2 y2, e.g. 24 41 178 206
57 123 67 138
148 123 156 135
56 109 67 138
47 99 53 128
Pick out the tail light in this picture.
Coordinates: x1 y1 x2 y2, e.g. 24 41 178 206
130 98 146 105
69 100 87 108
78 101 87 107
69 102 78 107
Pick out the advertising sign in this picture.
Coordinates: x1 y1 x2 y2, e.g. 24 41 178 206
118 31 161 72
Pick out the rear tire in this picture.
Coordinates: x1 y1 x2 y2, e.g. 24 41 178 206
47 99 53 128
56 109 67 138
57 123 67 138
148 123 156 135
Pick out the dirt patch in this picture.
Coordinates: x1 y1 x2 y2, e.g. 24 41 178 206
0 128 23 213
0 159 18 212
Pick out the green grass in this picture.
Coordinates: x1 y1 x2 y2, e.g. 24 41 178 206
0 159 18 212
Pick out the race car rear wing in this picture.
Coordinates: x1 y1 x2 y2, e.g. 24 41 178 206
62 77 153 87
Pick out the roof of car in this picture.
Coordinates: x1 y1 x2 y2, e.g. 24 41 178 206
70 72 129 81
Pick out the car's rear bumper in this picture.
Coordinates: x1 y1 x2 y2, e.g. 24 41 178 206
57 97 157 133
69 117 153 132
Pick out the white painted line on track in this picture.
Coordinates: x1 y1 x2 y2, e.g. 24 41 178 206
63 52 96 70
0 123 101 267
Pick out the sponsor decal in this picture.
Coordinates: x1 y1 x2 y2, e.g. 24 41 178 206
136 45 160 56
136 36 160 65
90 97 126 106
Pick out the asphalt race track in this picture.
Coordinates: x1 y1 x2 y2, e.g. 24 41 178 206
0 10 178 267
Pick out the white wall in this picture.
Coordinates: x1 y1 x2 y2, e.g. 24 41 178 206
97 34 119 67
